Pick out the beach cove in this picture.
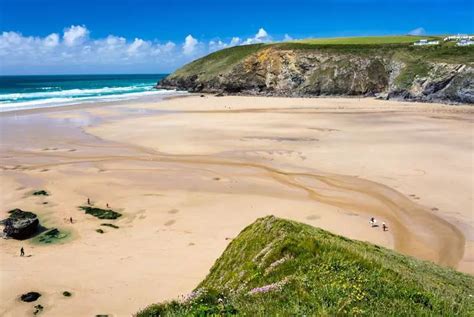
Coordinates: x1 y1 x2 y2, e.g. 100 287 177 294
0 95 473 316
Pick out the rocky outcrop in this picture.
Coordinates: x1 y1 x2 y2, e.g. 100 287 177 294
158 47 473 104
20 292 41 302
1 209 40 239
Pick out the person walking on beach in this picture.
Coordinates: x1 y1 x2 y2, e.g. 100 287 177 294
70 217 73 224
87 198 91 205
382 222 388 231
20 247 24 257
370 217 378 227
106 203 109 208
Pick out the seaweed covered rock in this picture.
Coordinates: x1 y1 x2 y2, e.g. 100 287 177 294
36 228 68 244
1 209 39 239
79 206 122 220
32 190 48 196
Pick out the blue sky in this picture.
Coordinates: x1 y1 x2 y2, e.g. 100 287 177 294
0 0 473 74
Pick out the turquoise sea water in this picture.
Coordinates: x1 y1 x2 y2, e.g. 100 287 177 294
0 74 179 111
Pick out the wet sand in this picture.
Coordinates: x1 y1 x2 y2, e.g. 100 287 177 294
0 95 473 316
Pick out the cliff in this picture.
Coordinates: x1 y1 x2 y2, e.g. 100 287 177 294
158 37 474 104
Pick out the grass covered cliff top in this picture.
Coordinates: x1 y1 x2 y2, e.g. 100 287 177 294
137 216 474 316
168 35 473 80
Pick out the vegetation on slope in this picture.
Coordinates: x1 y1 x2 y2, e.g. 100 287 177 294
296 35 438 45
137 216 474 316
172 44 264 79
168 36 473 80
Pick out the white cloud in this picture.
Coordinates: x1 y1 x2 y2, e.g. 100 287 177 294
283 34 293 41
209 40 228 52
408 27 426 36
183 34 198 55
127 38 150 56
255 28 268 40
230 37 241 46
44 33 59 47
243 28 272 44
63 25 89 46
0 25 290 74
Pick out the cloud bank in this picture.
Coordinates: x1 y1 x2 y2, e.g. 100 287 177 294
408 27 426 36
0 26 286 74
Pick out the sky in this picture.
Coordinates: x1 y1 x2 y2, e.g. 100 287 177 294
0 0 473 75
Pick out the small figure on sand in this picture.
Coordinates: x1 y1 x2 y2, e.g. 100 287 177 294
106 203 109 208
20 247 25 257
70 217 73 224
370 217 377 227
382 222 388 231
87 198 91 205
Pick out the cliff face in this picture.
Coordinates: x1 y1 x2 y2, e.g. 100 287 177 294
158 46 474 104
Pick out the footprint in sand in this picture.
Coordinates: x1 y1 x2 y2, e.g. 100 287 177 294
164 220 176 226
306 215 320 220
168 209 179 214
343 211 358 216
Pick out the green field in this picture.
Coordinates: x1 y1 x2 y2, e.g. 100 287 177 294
137 216 474 316
296 35 440 45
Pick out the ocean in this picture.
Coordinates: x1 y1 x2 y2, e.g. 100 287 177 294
0 74 182 112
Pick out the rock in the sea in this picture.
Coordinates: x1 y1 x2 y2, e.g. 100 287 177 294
20 292 41 302
1 209 40 239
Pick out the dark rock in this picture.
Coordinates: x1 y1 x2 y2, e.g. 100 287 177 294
20 292 41 302
33 304 43 315
101 223 119 229
32 190 48 196
62 291 72 297
1 209 40 239
79 206 122 220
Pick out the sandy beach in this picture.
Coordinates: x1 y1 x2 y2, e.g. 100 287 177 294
0 95 473 316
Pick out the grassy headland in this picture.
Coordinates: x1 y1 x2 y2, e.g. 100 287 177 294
137 216 474 316
160 35 473 103
171 35 473 80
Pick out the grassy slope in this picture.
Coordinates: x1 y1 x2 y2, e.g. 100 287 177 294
167 36 473 83
296 35 439 45
137 216 474 316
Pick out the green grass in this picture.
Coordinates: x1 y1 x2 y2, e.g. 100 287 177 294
296 35 438 45
79 206 122 220
137 216 474 316
168 36 473 81
171 44 264 79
